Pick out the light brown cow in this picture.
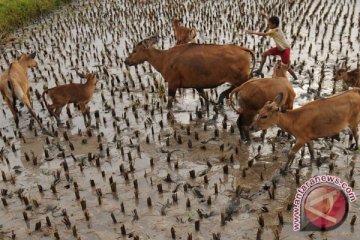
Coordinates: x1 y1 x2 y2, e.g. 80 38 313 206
42 71 97 126
0 52 52 135
252 88 360 169
229 60 295 141
335 67 360 87
125 36 255 107
172 18 197 45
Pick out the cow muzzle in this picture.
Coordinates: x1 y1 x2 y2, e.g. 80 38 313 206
124 58 134 66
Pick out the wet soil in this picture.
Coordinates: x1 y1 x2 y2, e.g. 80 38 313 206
0 0 360 239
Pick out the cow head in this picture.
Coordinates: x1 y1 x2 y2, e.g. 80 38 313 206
125 36 159 66
252 93 283 130
272 60 288 78
335 69 348 81
77 71 98 86
18 52 38 68
172 18 182 26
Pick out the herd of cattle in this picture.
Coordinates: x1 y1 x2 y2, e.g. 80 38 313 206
1 18 359 170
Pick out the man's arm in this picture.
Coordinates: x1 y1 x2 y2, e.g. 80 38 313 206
245 30 267 36
260 11 268 20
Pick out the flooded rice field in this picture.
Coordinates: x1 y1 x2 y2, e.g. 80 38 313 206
0 0 360 239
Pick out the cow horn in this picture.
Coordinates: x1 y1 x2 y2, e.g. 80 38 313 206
151 35 159 43
76 71 86 78
341 61 346 69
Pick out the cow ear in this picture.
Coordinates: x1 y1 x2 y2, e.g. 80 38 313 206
76 71 86 78
341 61 346 69
274 92 283 105
150 35 159 44
29 51 36 59
142 41 148 48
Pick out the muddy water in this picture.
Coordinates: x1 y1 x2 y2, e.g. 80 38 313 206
0 0 360 239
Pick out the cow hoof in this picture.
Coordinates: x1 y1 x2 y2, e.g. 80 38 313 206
348 143 358 151
42 128 54 137
279 167 288 176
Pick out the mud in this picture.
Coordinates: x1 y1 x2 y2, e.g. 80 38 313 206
0 0 360 239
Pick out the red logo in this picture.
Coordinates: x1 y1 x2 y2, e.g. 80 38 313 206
303 185 348 230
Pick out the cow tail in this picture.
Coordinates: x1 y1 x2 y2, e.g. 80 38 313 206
42 90 55 117
239 47 256 79
229 87 243 114
7 63 16 106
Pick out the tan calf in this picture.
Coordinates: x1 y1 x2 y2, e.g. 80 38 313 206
42 71 97 126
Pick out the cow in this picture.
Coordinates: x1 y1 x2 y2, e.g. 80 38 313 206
172 18 197 45
42 71 97 126
124 36 255 108
0 52 52 136
229 60 295 141
252 88 360 169
335 66 360 87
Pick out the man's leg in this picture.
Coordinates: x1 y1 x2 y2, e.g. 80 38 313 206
281 48 298 80
287 66 298 80
254 48 277 76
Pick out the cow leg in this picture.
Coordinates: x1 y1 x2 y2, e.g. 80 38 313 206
236 114 246 140
350 124 359 150
54 106 64 125
167 88 177 108
12 97 18 113
217 85 236 105
79 103 90 126
27 89 33 108
196 88 213 104
22 95 53 136
4 96 19 128
307 141 314 160
86 106 91 126
286 140 306 169
287 64 298 80
260 130 267 141
244 126 251 142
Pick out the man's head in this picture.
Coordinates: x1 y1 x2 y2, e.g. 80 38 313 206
268 16 280 29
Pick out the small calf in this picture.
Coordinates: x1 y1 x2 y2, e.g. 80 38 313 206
172 18 197 45
42 71 97 126
252 88 360 169
335 67 360 87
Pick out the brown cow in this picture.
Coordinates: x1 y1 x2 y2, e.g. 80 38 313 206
0 52 52 136
229 60 295 141
42 71 97 126
252 88 360 169
172 18 197 45
335 67 360 87
125 36 255 107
